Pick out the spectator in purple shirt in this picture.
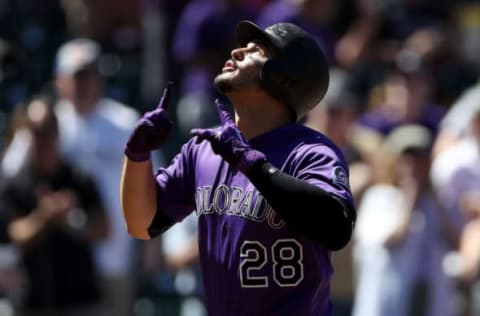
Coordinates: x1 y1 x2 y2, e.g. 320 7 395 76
254 0 338 62
357 60 445 136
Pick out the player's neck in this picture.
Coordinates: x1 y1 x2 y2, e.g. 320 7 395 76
231 96 292 140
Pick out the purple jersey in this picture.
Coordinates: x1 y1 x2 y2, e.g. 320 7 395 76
154 124 353 316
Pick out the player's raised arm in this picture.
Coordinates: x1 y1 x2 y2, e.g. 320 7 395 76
120 83 174 239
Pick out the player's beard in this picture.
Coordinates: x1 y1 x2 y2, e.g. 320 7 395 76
214 73 233 94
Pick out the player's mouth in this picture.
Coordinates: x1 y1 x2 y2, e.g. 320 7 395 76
222 60 236 72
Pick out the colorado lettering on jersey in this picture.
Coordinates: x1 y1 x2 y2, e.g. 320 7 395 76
195 185 285 229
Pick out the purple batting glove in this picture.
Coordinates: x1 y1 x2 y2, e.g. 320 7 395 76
125 82 174 161
191 100 266 175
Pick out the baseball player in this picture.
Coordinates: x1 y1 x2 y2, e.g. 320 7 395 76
121 20 356 315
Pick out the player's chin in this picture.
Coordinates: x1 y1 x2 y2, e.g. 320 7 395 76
214 74 234 94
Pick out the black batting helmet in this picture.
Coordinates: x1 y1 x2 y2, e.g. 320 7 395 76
236 20 329 121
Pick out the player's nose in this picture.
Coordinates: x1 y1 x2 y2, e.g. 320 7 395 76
231 47 245 61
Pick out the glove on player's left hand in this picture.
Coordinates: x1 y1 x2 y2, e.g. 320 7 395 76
125 82 174 161
191 100 266 175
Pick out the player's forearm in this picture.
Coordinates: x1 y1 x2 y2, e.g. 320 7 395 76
120 157 158 239
248 162 356 251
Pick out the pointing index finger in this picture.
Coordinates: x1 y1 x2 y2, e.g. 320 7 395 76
157 81 174 110
215 99 234 125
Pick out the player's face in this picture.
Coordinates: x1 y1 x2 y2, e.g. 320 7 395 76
214 41 271 94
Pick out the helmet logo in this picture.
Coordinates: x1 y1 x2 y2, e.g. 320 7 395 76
269 25 288 39
276 28 288 38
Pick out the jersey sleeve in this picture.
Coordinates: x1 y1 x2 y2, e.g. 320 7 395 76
153 139 197 227
288 142 354 208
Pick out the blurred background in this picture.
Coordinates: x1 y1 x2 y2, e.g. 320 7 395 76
0 0 480 315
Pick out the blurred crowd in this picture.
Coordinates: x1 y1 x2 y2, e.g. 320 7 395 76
0 0 480 316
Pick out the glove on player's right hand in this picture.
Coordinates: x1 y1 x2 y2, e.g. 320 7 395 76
125 82 174 161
